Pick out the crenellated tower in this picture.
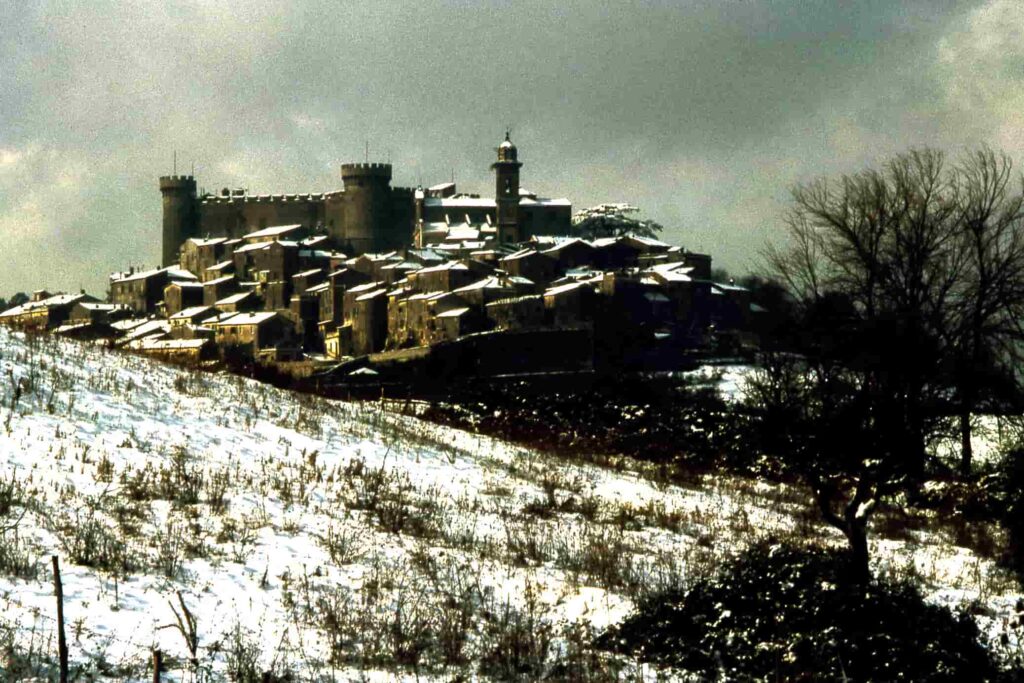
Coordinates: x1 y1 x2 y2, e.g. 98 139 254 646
160 175 197 266
491 131 522 244
340 163 397 253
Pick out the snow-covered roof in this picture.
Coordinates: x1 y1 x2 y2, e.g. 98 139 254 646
305 282 330 295
77 302 124 312
137 337 209 351
167 280 204 289
199 312 237 325
186 237 227 247
348 282 382 294
453 277 509 293
169 305 214 321
423 197 496 209
379 261 420 272
112 265 197 283
215 312 279 326
541 238 593 255
507 275 535 286
349 251 400 264
119 320 170 343
500 248 546 263
293 268 323 279
206 261 234 272
110 317 148 332
204 275 236 287
544 282 586 297
415 261 469 274
436 307 471 319
1 293 92 318
233 242 272 254
407 291 446 302
298 249 333 259
714 282 750 292
355 289 388 302
215 292 253 305
406 248 447 263
486 294 543 308
445 225 481 241
519 196 571 208
645 262 695 283
243 224 304 240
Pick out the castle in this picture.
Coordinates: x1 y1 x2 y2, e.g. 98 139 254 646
160 134 572 266
2 132 763 374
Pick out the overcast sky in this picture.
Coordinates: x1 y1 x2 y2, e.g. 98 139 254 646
2 0 1022 295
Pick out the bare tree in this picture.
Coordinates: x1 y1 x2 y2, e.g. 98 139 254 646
767 149 963 477
754 147 1024 580
945 148 1024 475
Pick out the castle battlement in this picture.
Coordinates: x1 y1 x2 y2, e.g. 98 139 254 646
341 163 393 179
199 192 331 205
160 175 197 190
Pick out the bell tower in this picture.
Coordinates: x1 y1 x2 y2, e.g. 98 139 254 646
491 131 522 244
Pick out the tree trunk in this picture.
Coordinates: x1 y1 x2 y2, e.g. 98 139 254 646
842 522 871 586
960 410 973 477
815 483 873 586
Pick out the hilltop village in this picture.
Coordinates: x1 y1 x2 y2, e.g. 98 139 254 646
0 135 763 379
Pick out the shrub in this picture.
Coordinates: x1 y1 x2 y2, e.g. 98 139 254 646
598 540 1012 681
995 449 1024 583
0 532 40 580
478 582 552 681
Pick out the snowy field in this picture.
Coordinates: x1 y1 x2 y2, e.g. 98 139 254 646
0 327 1020 680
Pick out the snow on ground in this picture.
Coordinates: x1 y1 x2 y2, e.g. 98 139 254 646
0 328 1019 680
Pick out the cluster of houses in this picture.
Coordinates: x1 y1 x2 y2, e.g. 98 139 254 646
0 220 763 373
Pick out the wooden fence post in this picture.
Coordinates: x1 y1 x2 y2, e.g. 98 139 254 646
152 649 162 683
51 555 69 683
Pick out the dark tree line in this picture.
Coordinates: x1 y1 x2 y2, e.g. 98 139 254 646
751 147 1024 581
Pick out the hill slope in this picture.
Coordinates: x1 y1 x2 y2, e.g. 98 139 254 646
0 328 1019 680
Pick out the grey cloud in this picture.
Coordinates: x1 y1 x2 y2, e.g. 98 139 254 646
0 0 1011 295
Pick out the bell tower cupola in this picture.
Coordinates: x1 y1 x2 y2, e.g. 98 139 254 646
491 130 523 244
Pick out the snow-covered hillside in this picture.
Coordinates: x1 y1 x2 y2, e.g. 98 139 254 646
0 328 1019 681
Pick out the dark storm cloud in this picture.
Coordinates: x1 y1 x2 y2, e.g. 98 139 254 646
0 0 1015 294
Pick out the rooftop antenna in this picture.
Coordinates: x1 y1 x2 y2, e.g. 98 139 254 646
191 160 194 176
173 150 177 175
451 168 454 183
365 141 369 163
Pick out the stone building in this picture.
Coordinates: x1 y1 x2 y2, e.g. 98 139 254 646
162 135 571 266
0 293 97 331
161 164 416 266
180 237 230 277
203 275 239 306
211 311 293 354
163 281 205 316
110 267 197 315
486 295 546 331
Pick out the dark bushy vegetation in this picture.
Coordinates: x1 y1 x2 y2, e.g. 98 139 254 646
598 540 1014 682
993 449 1024 582
424 374 760 476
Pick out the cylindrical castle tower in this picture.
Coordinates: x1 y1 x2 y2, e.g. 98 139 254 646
340 163 395 254
160 175 197 266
